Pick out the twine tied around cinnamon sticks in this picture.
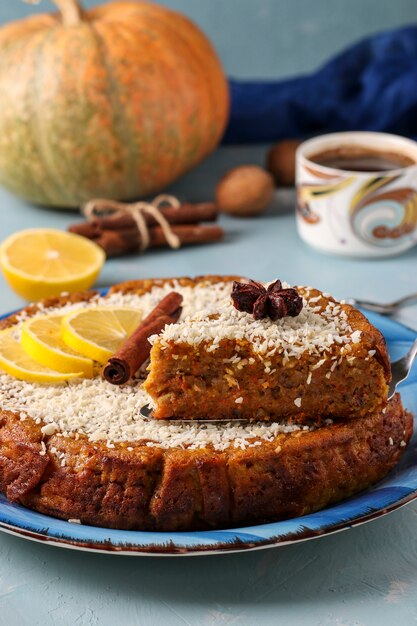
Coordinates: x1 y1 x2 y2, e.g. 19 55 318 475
83 194 182 251
69 196 223 257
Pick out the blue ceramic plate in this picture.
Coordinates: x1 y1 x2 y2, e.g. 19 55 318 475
0 310 416 556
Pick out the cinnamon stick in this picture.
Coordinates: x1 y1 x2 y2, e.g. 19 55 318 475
69 222 98 238
103 292 183 385
78 224 224 257
149 224 223 247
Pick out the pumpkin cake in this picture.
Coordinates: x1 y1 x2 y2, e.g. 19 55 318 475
0 276 412 532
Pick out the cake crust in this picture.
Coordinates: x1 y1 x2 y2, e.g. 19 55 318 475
0 276 411 532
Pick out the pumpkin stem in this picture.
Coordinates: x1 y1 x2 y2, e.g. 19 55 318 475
24 0 84 26
52 0 84 25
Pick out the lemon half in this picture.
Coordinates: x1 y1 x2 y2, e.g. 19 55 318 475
0 229 105 301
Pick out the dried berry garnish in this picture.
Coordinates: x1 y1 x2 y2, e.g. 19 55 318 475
231 279 303 321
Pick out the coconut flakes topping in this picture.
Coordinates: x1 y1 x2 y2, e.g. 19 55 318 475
0 280 362 451
154 284 360 360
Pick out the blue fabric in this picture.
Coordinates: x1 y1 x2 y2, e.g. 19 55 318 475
224 26 417 144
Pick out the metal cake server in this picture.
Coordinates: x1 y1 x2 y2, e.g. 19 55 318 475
140 339 417 421
388 338 417 399
347 292 417 315
139 403 250 424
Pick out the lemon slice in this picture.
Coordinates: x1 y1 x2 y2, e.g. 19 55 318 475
0 229 105 301
0 326 82 382
21 314 94 377
61 307 144 363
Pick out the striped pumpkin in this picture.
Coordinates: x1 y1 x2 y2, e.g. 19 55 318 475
0 0 229 208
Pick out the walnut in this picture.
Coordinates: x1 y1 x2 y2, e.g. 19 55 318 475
266 139 301 186
215 165 274 217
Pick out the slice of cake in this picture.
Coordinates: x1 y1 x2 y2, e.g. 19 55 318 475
144 280 390 421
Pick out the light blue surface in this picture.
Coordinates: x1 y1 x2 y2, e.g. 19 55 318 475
2 1 417 624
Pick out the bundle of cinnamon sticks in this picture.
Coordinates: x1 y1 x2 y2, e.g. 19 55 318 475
68 200 223 257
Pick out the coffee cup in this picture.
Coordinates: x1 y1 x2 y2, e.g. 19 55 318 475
295 131 417 257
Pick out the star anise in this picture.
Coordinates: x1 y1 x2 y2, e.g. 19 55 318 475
231 279 303 321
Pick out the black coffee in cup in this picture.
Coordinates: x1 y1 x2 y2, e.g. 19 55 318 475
309 146 415 172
